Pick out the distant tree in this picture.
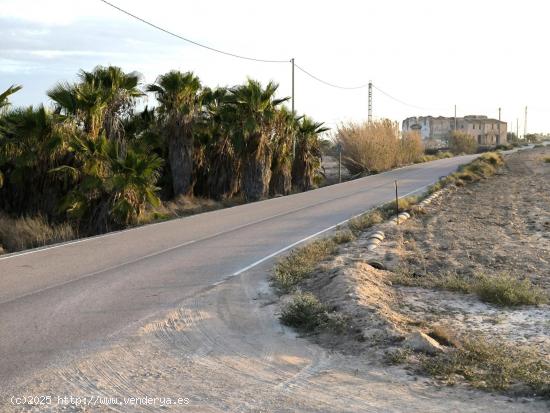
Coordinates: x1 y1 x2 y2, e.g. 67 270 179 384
448 131 477 155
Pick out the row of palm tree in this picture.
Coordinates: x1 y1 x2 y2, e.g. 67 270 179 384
0 65 328 235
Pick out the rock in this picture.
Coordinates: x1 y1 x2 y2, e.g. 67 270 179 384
403 331 445 355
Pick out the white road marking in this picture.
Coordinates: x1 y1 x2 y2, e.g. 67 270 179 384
229 184 430 277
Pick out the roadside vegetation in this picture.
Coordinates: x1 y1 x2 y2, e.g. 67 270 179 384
272 152 505 296
419 335 549 397
0 67 329 253
335 120 426 175
274 147 550 400
392 271 548 306
448 131 478 154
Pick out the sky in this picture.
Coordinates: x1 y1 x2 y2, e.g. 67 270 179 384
1 0 548 134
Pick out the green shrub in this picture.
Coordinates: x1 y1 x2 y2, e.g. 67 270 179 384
280 292 329 332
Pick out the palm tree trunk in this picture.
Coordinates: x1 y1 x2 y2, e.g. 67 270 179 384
168 121 193 197
242 134 272 201
269 162 291 196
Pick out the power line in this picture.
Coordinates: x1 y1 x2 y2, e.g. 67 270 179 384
99 0 447 114
372 85 431 110
294 64 370 90
99 0 289 64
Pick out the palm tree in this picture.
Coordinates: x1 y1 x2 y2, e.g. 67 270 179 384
196 87 241 199
0 105 67 215
270 107 297 196
0 85 22 113
229 79 288 201
52 134 163 232
47 66 142 142
292 117 329 191
146 71 201 197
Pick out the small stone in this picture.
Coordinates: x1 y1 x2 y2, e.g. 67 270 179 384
404 331 446 355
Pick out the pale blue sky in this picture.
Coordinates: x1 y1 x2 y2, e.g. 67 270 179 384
1 0 548 133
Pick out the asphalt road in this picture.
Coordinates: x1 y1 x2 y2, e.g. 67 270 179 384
0 155 477 393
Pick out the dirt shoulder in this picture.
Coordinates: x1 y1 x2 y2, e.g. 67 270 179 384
277 147 550 404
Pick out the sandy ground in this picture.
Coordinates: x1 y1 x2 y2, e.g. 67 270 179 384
365 147 550 357
3 149 549 412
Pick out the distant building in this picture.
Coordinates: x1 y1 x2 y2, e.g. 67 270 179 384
402 115 507 148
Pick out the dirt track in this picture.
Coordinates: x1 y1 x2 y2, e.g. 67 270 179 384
4 149 548 412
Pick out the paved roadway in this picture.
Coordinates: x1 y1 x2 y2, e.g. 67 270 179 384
0 155 478 392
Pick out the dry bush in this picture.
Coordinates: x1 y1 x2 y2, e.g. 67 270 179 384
448 131 478 154
399 131 424 165
0 213 75 253
336 119 401 175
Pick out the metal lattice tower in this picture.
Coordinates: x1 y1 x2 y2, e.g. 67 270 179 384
368 81 372 123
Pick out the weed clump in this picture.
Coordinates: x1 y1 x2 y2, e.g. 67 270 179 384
272 239 337 293
474 275 548 306
280 292 347 333
280 292 328 331
348 210 384 234
332 229 356 244
420 335 550 397
392 271 548 307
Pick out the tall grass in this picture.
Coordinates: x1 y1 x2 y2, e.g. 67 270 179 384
0 213 75 253
336 120 424 175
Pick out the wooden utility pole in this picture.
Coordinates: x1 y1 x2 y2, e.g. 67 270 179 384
291 57 295 156
498 107 501 145
454 105 457 130
523 106 527 138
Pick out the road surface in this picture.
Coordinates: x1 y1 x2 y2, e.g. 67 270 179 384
0 154 504 409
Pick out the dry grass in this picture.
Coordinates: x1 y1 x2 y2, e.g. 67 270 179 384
426 152 503 193
392 271 548 307
348 210 384 234
379 196 419 218
0 213 75 253
448 131 478 154
420 335 550 397
332 229 357 244
142 195 241 223
336 119 424 175
272 238 338 293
